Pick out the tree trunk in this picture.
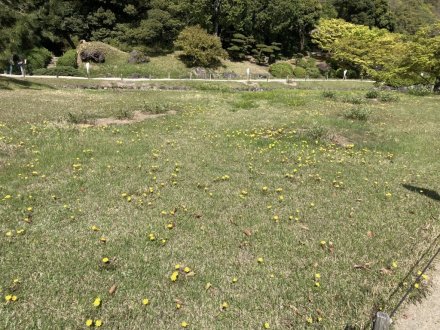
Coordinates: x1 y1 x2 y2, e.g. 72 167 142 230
213 0 221 36
434 76 440 93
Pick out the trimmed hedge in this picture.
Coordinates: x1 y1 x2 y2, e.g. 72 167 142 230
57 50 78 68
33 66 82 77
26 47 52 73
293 66 307 78
269 62 293 78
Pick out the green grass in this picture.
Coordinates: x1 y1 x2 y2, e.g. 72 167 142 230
0 79 439 329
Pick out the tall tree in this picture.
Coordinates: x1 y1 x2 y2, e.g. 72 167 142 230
333 0 396 31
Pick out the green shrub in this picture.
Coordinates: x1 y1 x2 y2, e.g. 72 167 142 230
33 66 82 77
322 90 336 99
306 124 327 141
57 50 78 68
142 102 177 114
66 112 93 124
343 96 365 104
344 107 370 121
295 57 322 78
407 85 432 96
174 26 227 67
293 66 307 78
379 93 399 102
269 62 293 78
26 47 52 73
232 99 257 111
116 109 134 120
365 90 380 99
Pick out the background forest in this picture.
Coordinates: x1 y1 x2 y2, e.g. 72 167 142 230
1 0 440 86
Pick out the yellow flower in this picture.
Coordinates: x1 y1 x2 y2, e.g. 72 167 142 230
315 273 321 279
142 298 149 305
262 186 268 192
95 319 103 327
175 264 181 270
257 257 264 264
184 267 191 273
86 319 94 327
320 240 326 246
171 271 179 282
102 257 110 264
93 297 101 307
306 316 313 324
391 261 398 268
5 231 13 237
5 295 12 301
385 192 392 198
100 237 107 243
263 322 270 329
232 277 238 283
91 225 100 231
166 223 174 230
221 302 229 309
414 283 420 289
315 282 321 288
181 321 189 328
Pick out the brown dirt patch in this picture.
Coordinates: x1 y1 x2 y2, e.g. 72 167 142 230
78 110 176 128
327 133 352 147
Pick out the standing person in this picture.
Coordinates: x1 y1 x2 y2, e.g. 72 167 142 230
23 59 27 77
343 69 348 80
17 59 24 76
9 58 13 75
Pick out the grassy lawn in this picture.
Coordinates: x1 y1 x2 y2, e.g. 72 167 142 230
0 78 439 329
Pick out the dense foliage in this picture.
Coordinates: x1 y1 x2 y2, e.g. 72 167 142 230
174 26 226 67
312 19 440 89
1 0 438 63
268 62 294 78
1 0 439 87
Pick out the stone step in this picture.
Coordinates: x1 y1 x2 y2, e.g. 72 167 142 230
47 56 59 69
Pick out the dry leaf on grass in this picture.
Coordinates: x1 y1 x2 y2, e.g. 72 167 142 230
109 284 117 295
353 262 372 270
380 268 393 275
243 229 252 236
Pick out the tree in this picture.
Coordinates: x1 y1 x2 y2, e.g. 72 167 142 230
174 26 227 67
311 19 405 80
333 0 396 31
389 0 438 34
399 23 440 91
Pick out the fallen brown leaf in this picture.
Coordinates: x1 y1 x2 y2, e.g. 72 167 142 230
109 284 117 295
299 225 309 231
329 241 335 254
243 229 252 236
367 231 374 238
354 262 372 270
380 268 393 275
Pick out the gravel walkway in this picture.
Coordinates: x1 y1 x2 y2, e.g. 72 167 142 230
393 263 440 329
